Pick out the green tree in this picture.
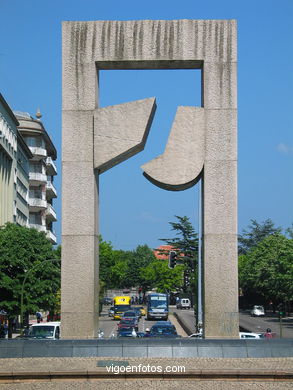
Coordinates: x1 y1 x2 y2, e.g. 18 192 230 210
160 216 198 293
285 223 293 239
239 234 293 306
0 223 60 336
160 215 198 268
125 245 156 291
238 218 282 255
143 259 184 293
99 236 115 287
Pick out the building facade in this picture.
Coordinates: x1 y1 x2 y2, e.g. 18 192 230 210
14 111 58 244
0 94 32 228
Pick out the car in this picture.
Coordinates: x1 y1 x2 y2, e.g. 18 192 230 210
108 306 115 317
122 310 139 321
103 297 113 305
117 328 137 338
132 307 142 318
117 318 138 332
137 306 146 316
149 321 179 338
176 298 191 310
26 322 61 339
239 332 264 339
251 305 265 317
113 305 132 320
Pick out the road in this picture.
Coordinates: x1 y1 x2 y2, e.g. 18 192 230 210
239 311 293 338
99 305 187 338
172 307 293 338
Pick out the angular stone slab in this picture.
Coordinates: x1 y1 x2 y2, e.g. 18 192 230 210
142 107 205 190
94 97 156 173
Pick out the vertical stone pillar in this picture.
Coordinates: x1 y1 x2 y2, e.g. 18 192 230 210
61 23 99 338
202 49 239 337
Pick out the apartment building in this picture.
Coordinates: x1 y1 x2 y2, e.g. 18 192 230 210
14 110 58 244
0 94 32 227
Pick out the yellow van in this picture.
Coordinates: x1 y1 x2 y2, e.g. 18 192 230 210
113 296 131 306
113 296 131 320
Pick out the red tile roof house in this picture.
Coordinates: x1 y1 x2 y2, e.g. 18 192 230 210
153 245 176 260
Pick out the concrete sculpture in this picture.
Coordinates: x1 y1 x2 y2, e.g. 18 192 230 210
62 19 238 339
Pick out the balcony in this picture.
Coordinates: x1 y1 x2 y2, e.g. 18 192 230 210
29 197 47 212
46 229 57 244
30 223 47 233
46 181 57 199
29 172 47 185
46 157 57 176
29 146 47 160
46 204 57 222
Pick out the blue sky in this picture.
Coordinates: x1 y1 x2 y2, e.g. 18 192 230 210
1 0 292 250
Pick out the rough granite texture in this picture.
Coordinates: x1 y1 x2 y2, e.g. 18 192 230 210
62 19 238 339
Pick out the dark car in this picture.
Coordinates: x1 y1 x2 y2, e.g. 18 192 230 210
103 297 113 305
117 328 136 338
117 318 138 332
149 321 179 338
113 305 132 320
122 310 139 321
132 307 142 318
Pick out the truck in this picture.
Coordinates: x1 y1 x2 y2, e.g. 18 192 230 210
146 293 169 320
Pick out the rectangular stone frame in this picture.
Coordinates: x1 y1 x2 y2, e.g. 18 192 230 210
62 19 238 338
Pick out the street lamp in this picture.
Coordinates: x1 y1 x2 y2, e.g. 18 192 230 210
20 258 60 331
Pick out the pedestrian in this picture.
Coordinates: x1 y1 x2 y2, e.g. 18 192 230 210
144 328 151 337
36 311 42 323
0 324 5 338
264 328 273 339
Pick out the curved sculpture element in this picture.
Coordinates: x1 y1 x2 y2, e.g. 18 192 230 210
94 97 156 173
142 106 205 191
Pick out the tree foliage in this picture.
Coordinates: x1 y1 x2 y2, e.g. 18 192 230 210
238 218 282 255
99 237 155 290
0 223 60 321
160 215 198 264
239 234 293 305
143 259 184 293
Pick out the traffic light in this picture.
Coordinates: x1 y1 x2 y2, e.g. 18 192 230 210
168 251 177 269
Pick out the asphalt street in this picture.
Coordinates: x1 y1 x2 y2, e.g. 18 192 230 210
171 307 293 338
98 305 187 338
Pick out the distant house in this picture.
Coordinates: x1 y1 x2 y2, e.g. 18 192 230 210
153 245 176 260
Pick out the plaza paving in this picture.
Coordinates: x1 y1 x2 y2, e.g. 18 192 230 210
0 356 292 389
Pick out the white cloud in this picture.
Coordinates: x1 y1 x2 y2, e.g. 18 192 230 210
277 143 293 155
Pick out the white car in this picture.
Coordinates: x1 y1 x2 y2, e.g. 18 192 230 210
239 332 263 339
251 305 265 317
176 298 191 309
27 322 61 339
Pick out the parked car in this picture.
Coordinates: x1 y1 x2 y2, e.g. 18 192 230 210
149 321 179 338
117 318 138 332
176 298 191 310
251 305 265 317
239 332 264 339
108 306 115 317
26 322 61 339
